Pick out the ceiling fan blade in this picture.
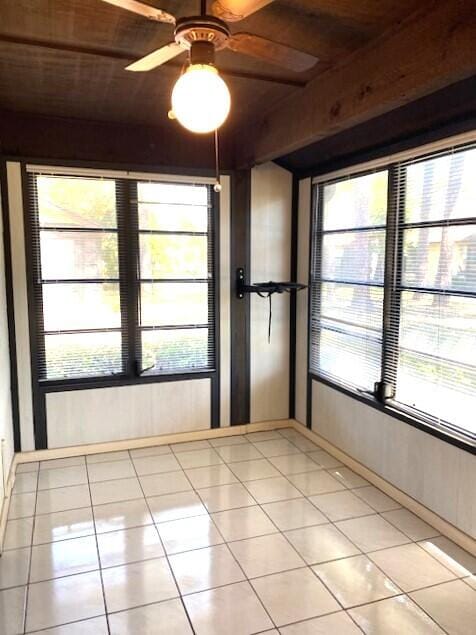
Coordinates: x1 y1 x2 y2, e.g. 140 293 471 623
126 42 185 71
211 0 274 22
100 0 175 24
226 33 318 72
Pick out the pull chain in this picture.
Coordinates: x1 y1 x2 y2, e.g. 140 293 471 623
213 129 221 193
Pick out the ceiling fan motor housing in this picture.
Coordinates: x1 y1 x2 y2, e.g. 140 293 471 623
175 15 230 58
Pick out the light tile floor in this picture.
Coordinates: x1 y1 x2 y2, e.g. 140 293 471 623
1 427 475 634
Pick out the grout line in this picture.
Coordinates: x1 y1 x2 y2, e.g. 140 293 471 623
22 464 40 634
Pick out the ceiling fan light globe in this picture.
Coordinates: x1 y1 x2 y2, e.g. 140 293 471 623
171 64 231 134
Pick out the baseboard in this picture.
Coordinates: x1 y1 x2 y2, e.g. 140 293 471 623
291 419 476 557
0 453 18 554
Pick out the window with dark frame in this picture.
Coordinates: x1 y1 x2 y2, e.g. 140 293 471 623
310 142 476 441
27 171 216 383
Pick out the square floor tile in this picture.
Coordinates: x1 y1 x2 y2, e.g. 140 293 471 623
183 581 273 635
244 476 302 504
336 515 410 552
102 557 178 613
327 467 369 489
197 482 256 513
288 471 346 496
36 484 91 515
381 509 439 541
97 525 164 568
0 586 26 635
169 543 245 594
87 460 135 483
171 440 211 453
229 458 280 482
308 450 343 469
280 611 362 634
40 457 85 471
246 430 283 442
211 505 277 541
262 498 327 531
353 486 401 512
185 464 238 489
16 461 39 473
285 524 360 564
33 507 94 545
418 536 476 576
26 570 105 632
93 498 153 534
209 435 249 447
229 532 304 578
158 515 224 555
313 554 400 608
38 465 88 490
90 477 142 506
215 443 263 463
287 436 320 453
140 471 192 497
252 439 302 458
148 490 206 523
0 547 30 590
3 517 34 550
309 490 375 522
132 454 181 476
176 448 223 469
33 615 109 634
349 595 445 634
13 471 38 494
410 579 476 635
251 567 339 626
86 451 129 464
108 598 192 635
8 492 36 519
269 453 322 475
369 543 456 592
129 445 172 458
30 535 99 583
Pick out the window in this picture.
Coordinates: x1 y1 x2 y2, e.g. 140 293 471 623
28 171 216 382
310 143 476 441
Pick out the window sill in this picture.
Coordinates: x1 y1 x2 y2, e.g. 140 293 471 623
309 372 476 455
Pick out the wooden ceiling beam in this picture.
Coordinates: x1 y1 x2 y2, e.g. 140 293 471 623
236 0 476 167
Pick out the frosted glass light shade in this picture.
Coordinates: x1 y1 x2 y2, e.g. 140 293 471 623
171 64 231 134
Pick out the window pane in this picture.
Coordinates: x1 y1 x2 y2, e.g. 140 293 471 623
320 282 383 332
404 147 476 223
140 283 209 327
37 176 117 228
45 332 122 379
138 204 208 232
42 283 121 331
141 329 210 373
40 231 119 280
138 182 208 207
321 229 385 285
322 171 387 230
139 234 208 279
402 225 476 292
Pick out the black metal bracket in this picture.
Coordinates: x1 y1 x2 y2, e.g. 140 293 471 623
236 267 307 299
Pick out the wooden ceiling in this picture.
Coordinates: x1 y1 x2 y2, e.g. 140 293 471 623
0 0 425 133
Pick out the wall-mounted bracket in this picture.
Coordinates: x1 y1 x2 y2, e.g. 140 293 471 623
236 267 306 299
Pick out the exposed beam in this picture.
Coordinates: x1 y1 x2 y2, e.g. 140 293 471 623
0 34 306 87
236 0 476 167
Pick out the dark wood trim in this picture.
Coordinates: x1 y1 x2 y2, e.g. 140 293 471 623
211 187 221 428
306 183 318 429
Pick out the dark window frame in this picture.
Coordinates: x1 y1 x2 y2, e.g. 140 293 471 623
309 142 476 453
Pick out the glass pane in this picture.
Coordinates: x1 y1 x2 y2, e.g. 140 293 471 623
140 234 208 279
140 283 208 327
141 328 210 373
138 204 208 232
44 331 122 379
43 283 121 331
322 170 388 230
40 231 119 280
37 176 117 228
402 224 476 292
313 323 381 391
138 182 208 207
404 147 476 223
320 282 383 332
321 229 385 285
